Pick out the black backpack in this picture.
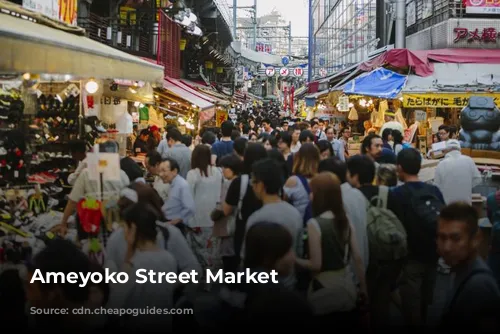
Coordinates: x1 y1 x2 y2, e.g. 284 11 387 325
403 185 445 262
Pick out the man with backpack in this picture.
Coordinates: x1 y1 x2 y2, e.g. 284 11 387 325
390 148 445 329
347 155 407 329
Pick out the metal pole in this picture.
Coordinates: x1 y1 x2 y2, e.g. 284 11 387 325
233 0 237 39
253 0 257 50
307 0 313 82
288 21 292 56
395 0 406 48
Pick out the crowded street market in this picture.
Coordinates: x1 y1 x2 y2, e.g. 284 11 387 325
0 0 499 332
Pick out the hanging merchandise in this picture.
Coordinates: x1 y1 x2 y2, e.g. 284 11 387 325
394 108 408 129
139 105 149 121
77 197 103 235
376 100 389 127
338 95 350 112
348 107 359 121
116 111 133 134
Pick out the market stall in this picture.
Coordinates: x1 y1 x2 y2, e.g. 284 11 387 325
0 1 164 263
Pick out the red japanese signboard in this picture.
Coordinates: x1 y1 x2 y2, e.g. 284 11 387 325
464 0 500 15
453 27 500 43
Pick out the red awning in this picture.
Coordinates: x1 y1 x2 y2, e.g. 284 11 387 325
162 79 214 110
358 48 500 77
165 77 218 104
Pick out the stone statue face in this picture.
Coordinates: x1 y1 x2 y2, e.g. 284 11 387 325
460 105 500 132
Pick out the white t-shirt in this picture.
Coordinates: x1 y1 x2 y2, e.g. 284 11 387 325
68 168 130 202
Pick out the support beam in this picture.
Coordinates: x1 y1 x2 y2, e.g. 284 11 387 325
395 0 406 48
233 0 237 38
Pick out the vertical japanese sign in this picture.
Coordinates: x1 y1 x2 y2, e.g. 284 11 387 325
216 110 228 127
23 0 77 25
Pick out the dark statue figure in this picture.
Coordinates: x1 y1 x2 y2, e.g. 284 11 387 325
459 96 500 151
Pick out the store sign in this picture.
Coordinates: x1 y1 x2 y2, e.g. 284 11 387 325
293 67 304 77
265 66 276 77
216 110 228 127
403 93 500 108
279 67 290 77
22 0 78 26
454 27 500 42
464 0 500 15
256 42 272 53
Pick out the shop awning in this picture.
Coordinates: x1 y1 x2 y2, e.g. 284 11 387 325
402 63 500 93
343 68 407 99
179 80 231 106
0 13 164 84
163 80 215 111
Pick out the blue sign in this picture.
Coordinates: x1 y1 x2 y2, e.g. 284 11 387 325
281 56 290 66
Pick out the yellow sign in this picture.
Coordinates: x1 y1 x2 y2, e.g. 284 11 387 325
59 0 78 25
180 39 187 51
403 93 500 108
216 67 224 74
205 61 213 70
216 110 228 127
120 7 137 25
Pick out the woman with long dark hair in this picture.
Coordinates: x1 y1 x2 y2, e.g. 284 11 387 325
296 172 367 326
186 144 223 275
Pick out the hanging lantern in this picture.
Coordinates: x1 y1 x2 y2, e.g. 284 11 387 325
179 39 187 51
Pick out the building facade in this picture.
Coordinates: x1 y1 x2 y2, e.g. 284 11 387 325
405 0 500 50
311 0 378 78
238 9 292 56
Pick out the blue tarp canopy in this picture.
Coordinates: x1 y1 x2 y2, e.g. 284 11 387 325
343 68 407 99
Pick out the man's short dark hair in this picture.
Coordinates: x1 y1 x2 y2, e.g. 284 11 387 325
233 137 248 156
166 128 182 142
162 158 180 173
262 118 271 125
166 124 177 132
319 157 347 183
202 131 216 145
146 151 162 166
231 129 241 141
29 240 91 303
397 148 422 176
220 154 244 175
252 158 284 195
242 123 250 134
221 121 234 137
139 129 150 137
347 155 375 185
439 202 479 237
68 140 86 154
361 133 381 154
181 134 192 147
299 130 315 144
438 125 450 133
279 131 292 147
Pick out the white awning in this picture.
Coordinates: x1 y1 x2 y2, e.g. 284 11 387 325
403 63 500 93
0 13 164 84
163 80 215 110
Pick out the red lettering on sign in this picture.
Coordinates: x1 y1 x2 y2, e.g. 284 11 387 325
453 27 468 42
481 27 497 42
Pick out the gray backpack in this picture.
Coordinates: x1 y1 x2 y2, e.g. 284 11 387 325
366 186 408 262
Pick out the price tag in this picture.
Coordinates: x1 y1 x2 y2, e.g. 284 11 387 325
35 134 40 139
56 117 62 122
45 134 50 139
14 170 19 178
